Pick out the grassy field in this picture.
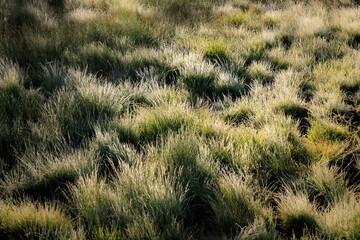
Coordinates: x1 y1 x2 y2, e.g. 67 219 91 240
1 0 360 239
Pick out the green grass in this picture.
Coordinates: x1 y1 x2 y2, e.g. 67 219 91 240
215 171 262 235
0 201 76 240
0 59 44 168
306 163 348 207
1 0 360 239
277 189 319 239
203 39 229 63
0 148 91 201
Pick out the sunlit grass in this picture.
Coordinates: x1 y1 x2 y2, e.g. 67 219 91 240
1 0 360 238
0 200 76 240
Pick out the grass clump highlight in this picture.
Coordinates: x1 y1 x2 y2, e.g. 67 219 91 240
277 189 319 239
0 201 75 240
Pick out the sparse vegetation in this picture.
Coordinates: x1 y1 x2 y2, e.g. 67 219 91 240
1 0 360 239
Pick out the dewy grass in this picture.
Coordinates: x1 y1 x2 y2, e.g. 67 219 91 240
0 59 44 168
277 188 319 238
0 200 76 240
215 171 261 235
203 38 229 63
319 194 360 239
70 173 125 239
133 104 194 143
39 69 129 145
92 129 136 178
0 149 91 201
1 0 360 239
161 132 220 233
114 161 187 239
306 163 348 207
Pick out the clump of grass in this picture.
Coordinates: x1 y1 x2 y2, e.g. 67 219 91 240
0 0 57 32
93 130 135 177
113 161 187 239
0 200 75 240
307 119 349 142
41 70 128 145
163 132 219 233
277 188 319 238
214 69 248 99
315 25 341 42
274 102 309 133
304 38 345 64
34 62 67 94
266 46 290 70
236 217 278 240
262 12 281 30
249 137 300 187
0 79 43 123
74 43 124 79
203 39 229 64
223 102 254 125
72 156 187 238
184 72 217 99
71 173 125 239
278 34 295 50
0 149 91 201
346 30 360 49
0 59 44 123
124 213 162 239
129 104 193 143
246 61 273 85
306 119 350 161
178 52 248 101
240 37 267 66
0 59 44 168
123 48 179 84
306 163 348 208
1 28 67 73
209 139 242 171
224 107 253 125
68 0 111 11
113 122 140 146
173 51 219 100
319 195 360 239
275 102 309 120
223 7 261 28
331 146 360 190
242 115 311 188
299 80 316 101
215 171 262 236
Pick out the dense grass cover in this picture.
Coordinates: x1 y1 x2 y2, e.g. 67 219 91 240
1 0 360 239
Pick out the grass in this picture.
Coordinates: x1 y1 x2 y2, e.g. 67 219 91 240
1 0 360 239
0 200 76 240
0 148 91 201
319 194 360 239
203 38 229 63
215 171 262 235
277 188 319 239
306 163 348 207
0 59 44 168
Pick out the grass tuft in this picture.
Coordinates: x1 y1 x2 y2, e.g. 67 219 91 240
215 171 261 235
277 189 319 238
203 39 229 64
0 201 75 240
306 163 348 207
